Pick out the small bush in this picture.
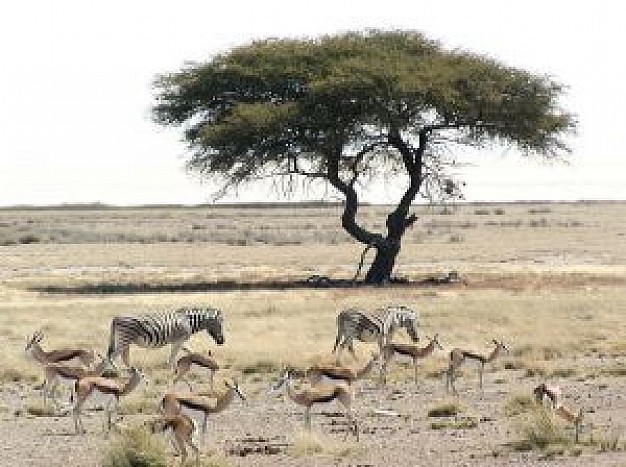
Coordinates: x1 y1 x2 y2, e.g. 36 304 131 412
18 234 41 244
288 431 324 457
504 394 535 417
240 359 278 375
528 207 552 214
431 417 478 430
428 402 462 418
448 233 464 243
514 406 570 451
599 364 626 377
101 426 169 467
26 401 57 417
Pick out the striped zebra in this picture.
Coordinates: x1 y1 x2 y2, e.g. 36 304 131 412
107 307 224 367
332 305 419 363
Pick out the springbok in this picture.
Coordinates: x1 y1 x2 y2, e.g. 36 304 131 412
446 339 509 395
381 334 443 386
271 368 359 440
160 379 245 443
25 330 95 367
73 366 145 434
173 348 219 391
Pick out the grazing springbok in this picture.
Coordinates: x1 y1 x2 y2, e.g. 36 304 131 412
73 366 145 434
160 379 245 443
446 339 509 395
305 353 380 387
381 334 444 386
148 412 200 465
271 368 359 440
173 348 219 391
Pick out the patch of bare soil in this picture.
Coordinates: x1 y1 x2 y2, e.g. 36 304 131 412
1 357 625 466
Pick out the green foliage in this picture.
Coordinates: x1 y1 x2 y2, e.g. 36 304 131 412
153 29 575 197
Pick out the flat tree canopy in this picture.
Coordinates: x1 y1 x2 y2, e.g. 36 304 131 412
153 29 575 284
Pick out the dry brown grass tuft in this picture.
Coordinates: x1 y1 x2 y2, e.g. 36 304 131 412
287 430 364 459
101 425 169 467
513 406 571 451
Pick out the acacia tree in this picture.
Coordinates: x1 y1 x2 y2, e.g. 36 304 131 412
153 30 575 284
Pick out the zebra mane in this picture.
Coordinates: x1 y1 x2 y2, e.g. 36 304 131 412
175 307 222 333
175 307 222 319
385 305 418 323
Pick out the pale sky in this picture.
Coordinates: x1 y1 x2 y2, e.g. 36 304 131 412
1 0 624 206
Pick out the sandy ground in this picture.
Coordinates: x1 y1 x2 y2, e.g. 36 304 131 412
1 356 625 467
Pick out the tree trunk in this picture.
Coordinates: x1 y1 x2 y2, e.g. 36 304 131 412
364 241 401 284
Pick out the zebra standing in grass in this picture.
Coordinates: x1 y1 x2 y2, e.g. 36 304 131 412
107 307 224 367
332 305 420 364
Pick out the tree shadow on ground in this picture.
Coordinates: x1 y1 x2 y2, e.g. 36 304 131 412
28 274 464 295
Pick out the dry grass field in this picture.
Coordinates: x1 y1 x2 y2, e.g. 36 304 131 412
0 201 625 466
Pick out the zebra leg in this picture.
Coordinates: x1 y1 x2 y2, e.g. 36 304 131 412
169 341 184 368
348 340 357 361
332 331 342 354
304 407 312 431
335 340 345 365
479 364 484 392
122 346 130 367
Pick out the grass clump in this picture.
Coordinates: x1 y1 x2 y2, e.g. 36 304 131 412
240 359 279 375
427 401 462 418
513 406 570 451
431 416 478 430
25 401 57 417
599 363 626 377
503 394 535 417
288 431 324 457
101 426 168 467
585 429 624 452
287 431 364 459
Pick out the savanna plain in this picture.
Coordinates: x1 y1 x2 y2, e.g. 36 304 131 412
0 201 625 467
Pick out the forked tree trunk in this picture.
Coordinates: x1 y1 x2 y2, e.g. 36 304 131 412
364 241 401 284
328 128 425 285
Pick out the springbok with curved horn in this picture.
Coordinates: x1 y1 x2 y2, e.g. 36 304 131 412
446 339 509 395
160 379 245 442
25 330 96 367
381 334 444 386
270 368 359 440
73 366 145 434
42 354 109 409
173 348 219 391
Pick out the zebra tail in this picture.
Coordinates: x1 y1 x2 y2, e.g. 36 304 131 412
107 318 118 360
332 332 342 353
